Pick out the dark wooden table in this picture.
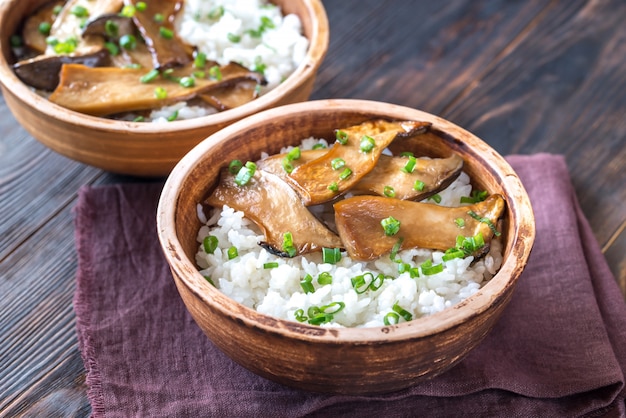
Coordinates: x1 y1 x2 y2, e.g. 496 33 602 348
1 0 625 416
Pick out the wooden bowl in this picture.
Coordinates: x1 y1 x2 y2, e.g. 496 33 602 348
157 99 536 395
0 0 328 177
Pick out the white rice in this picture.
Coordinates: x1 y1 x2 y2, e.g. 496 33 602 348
195 139 504 328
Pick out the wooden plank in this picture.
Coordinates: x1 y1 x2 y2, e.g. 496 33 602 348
313 0 552 114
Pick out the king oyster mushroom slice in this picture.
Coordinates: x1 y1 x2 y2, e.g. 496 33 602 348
334 194 506 261
48 61 265 116
21 0 65 53
258 148 464 201
14 0 124 90
287 119 431 206
125 0 191 69
205 168 343 257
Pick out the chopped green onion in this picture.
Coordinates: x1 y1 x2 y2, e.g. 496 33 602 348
300 274 314 293
335 130 349 145
287 147 301 160
460 190 489 204
351 274 371 294
467 210 501 236
209 65 222 81
327 182 338 192
179 76 195 88
339 167 352 180
253 57 266 75
429 194 442 204
389 237 404 261
317 272 333 285
193 70 206 78
312 143 327 150
384 312 400 326
281 159 294 174
154 86 167 99
120 5 136 17
359 135 375 152
322 247 341 264
234 161 257 186
399 151 414 158
455 233 486 255
38 22 51 36
203 275 215 286
132 116 145 122
194 51 206 68
227 33 241 43
320 302 345 315
392 302 413 321
125 63 142 69
381 216 400 236
167 110 179 121
228 159 243 174
442 248 465 262
260 16 275 29
227 246 238 260
402 155 417 173
420 260 444 276
454 218 465 228
383 185 395 198
282 232 297 257
70 5 89 18
263 262 279 269
159 27 174 39
136 1 147 12
413 180 425 191
203 235 219 254
153 13 165 23
120 34 137 50
294 308 307 322
208 5 225 19
140 69 159 83
104 41 119 56
52 5 63 15
369 273 386 291
308 313 333 325
104 20 119 37
330 158 345 170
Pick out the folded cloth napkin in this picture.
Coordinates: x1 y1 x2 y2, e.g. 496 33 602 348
73 154 626 418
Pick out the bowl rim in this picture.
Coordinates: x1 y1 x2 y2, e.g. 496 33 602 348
0 0 329 133
157 98 536 343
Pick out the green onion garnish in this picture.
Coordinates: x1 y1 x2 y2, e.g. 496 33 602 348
420 260 444 276
194 51 206 68
402 155 417 173
52 5 63 15
70 5 89 18
227 246 238 260
120 5 136 17
308 313 333 325
399 151 414 158
120 34 137 50
317 272 333 285
351 274 371 294
392 302 413 321
286 147 301 161
234 161 257 186
159 27 174 39
312 143 327 150
331 158 345 170
209 65 222 81
327 182 338 192
281 159 294 174
140 69 159 83
104 41 119 56
384 312 400 326
203 275 215 286
203 235 219 254
179 76 195 88
335 130 349 145
442 248 465 262
454 218 465 228
467 210 501 236
369 273 386 291
153 13 165 23
460 190 489 204
359 135 375 152
132 116 145 122
228 159 243 174
294 308 307 322
38 22 51 36
167 110 179 121
381 216 400 236
383 185 395 198
413 180 425 191
104 20 119 37
322 247 341 264
154 86 167 99
208 5 225 19
263 262 279 269
136 1 147 12
429 194 442 204
282 232 297 257
339 167 352 180
227 33 241 43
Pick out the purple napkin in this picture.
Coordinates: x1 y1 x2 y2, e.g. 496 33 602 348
73 154 626 417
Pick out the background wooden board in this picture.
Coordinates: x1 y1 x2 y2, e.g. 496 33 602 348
1 0 624 416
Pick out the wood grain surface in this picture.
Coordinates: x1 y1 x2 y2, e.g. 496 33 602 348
1 0 624 416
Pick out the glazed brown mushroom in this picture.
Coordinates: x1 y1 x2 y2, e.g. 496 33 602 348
48 61 265 116
21 0 64 53
205 168 343 257
334 194 506 261
125 0 191 69
198 80 261 111
258 149 463 201
287 119 431 206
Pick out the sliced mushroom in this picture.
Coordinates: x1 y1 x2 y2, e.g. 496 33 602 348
21 0 65 53
125 0 191 69
48 61 265 116
82 13 134 41
351 153 464 200
334 194 505 261
283 120 431 206
13 47 109 91
205 168 343 257
198 80 261 111
259 149 463 202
